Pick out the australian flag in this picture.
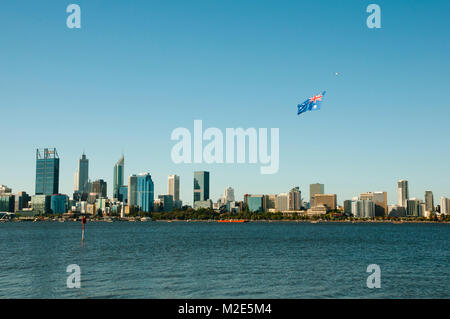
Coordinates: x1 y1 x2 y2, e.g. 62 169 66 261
297 91 326 116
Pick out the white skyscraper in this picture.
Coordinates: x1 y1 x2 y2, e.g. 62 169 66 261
397 180 409 207
224 187 235 202
168 175 180 201
440 197 449 215
276 193 289 212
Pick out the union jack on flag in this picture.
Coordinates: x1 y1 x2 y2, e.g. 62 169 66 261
297 91 326 116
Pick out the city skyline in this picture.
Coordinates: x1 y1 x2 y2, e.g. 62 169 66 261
0 1 449 205
1 149 449 208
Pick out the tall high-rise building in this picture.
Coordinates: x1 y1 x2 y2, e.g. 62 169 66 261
136 173 154 213
168 175 180 201
310 183 324 207
224 187 235 202
92 179 107 198
113 155 125 199
424 191 434 212
35 148 60 196
276 193 289 212
128 175 138 208
193 171 210 203
288 187 301 210
397 180 409 207
360 191 388 217
406 198 422 217
75 153 89 193
440 197 449 215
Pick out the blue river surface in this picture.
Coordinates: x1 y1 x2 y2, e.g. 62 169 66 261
0 221 448 299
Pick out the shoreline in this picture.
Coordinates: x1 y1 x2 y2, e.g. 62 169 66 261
2 218 449 224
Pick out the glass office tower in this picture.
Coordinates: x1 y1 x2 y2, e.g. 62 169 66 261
35 148 60 196
193 171 210 203
113 155 124 199
136 173 154 213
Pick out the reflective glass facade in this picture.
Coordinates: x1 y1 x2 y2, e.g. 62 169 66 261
137 174 154 212
193 171 209 203
35 148 59 196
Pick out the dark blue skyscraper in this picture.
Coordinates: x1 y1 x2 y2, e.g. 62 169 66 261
137 173 154 212
35 148 60 196
193 171 210 203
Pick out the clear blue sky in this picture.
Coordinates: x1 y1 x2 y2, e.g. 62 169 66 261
1 0 449 205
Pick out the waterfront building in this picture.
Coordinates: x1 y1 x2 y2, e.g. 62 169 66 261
360 191 388 217
244 194 264 213
224 187 235 203
168 175 180 201
397 180 409 207
136 173 154 213
50 194 69 214
174 200 183 210
264 194 277 212
288 187 301 211
440 197 450 215
276 193 289 212
92 179 107 198
314 194 337 210
35 148 60 196
0 194 15 212
194 199 212 209
30 195 51 215
158 195 174 212
351 199 375 218
307 205 328 216
193 171 210 203
406 198 423 217
388 205 406 218
128 174 138 208
343 200 352 215
113 155 125 199
309 183 324 207
424 191 434 213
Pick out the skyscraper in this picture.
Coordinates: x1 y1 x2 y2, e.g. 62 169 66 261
360 191 388 217
397 180 409 207
92 179 107 198
128 175 138 208
168 174 180 201
440 197 449 215
113 155 124 199
406 198 422 217
193 171 210 203
136 173 154 213
75 153 89 193
424 191 434 213
288 187 301 210
310 183 324 207
224 187 235 202
35 148 59 196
